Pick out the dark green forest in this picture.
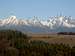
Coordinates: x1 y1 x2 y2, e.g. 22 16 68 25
0 30 75 56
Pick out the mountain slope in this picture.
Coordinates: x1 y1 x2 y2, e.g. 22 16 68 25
0 16 75 33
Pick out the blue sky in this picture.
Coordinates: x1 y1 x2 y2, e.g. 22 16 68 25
0 0 75 18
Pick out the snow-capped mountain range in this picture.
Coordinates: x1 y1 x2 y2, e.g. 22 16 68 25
0 16 75 33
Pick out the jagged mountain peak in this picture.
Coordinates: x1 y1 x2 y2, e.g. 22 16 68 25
0 15 75 33
2 16 18 25
8 15 17 20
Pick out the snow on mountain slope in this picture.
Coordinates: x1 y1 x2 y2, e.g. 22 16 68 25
0 15 75 32
2 16 18 25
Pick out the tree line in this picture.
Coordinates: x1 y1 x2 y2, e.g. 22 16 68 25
57 32 75 35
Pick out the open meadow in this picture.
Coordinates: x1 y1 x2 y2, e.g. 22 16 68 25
29 34 75 46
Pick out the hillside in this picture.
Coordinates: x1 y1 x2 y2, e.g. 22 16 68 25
0 30 75 56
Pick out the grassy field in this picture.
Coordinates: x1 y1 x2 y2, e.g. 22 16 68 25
29 34 75 47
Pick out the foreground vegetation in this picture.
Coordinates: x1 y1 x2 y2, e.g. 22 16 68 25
0 30 75 56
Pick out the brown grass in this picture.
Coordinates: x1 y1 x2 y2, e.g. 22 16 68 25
29 34 75 46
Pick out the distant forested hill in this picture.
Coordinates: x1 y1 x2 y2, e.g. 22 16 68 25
57 32 75 35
